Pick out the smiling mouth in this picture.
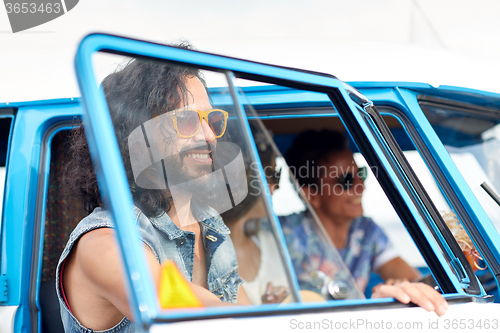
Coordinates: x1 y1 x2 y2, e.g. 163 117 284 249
182 149 213 164
185 152 211 160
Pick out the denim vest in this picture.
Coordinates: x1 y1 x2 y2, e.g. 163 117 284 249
56 206 242 332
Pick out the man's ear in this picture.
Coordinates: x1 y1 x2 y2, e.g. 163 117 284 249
300 185 321 210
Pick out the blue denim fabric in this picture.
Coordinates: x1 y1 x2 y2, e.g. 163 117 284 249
56 206 242 332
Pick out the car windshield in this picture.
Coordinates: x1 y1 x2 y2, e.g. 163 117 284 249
88 52 363 310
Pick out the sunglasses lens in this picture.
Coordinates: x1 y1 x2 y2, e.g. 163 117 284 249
338 167 367 190
176 110 200 136
357 167 368 181
208 111 226 137
339 173 355 190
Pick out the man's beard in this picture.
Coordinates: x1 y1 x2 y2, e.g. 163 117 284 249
166 141 248 226
163 141 217 191
134 139 248 226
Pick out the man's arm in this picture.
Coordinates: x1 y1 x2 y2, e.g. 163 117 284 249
64 228 137 329
377 257 421 282
64 228 235 330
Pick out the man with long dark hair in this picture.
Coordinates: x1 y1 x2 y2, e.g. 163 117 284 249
56 54 250 332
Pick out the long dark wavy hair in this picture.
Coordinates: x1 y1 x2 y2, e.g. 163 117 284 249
62 45 202 217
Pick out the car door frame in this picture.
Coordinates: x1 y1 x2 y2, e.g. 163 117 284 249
75 33 486 328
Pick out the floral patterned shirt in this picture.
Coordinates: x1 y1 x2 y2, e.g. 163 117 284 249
279 212 398 292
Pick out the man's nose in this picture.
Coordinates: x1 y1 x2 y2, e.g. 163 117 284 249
193 118 216 143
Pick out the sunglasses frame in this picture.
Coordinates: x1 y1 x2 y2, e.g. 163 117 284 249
170 108 229 138
337 166 368 190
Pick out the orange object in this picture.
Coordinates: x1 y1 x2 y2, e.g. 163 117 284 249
464 250 477 271
442 211 487 272
158 260 203 309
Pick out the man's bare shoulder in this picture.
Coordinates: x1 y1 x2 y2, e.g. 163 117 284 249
64 227 130 328
73 228 119 276
77 227 115 248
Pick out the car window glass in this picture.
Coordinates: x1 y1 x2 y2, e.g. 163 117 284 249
89 53 316 310
234 80 365 301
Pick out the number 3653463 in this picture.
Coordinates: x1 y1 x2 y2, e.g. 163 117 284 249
5 2 61 14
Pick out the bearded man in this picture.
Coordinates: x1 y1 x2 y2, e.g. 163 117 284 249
56 54 251 333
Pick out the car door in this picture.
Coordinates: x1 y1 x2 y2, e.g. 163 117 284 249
74 33 500 331
0 99 83 333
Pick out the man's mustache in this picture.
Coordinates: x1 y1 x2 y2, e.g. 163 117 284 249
178 142 216 155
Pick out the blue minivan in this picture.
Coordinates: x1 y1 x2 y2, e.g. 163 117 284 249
1 34 500 332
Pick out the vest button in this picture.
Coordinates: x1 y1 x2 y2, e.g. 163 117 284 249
176 237 186 246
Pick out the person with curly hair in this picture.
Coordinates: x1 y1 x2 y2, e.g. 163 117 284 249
282 129 421 293
56 52 251 333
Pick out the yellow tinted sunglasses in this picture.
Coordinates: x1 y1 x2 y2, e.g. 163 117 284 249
170 109 229 138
